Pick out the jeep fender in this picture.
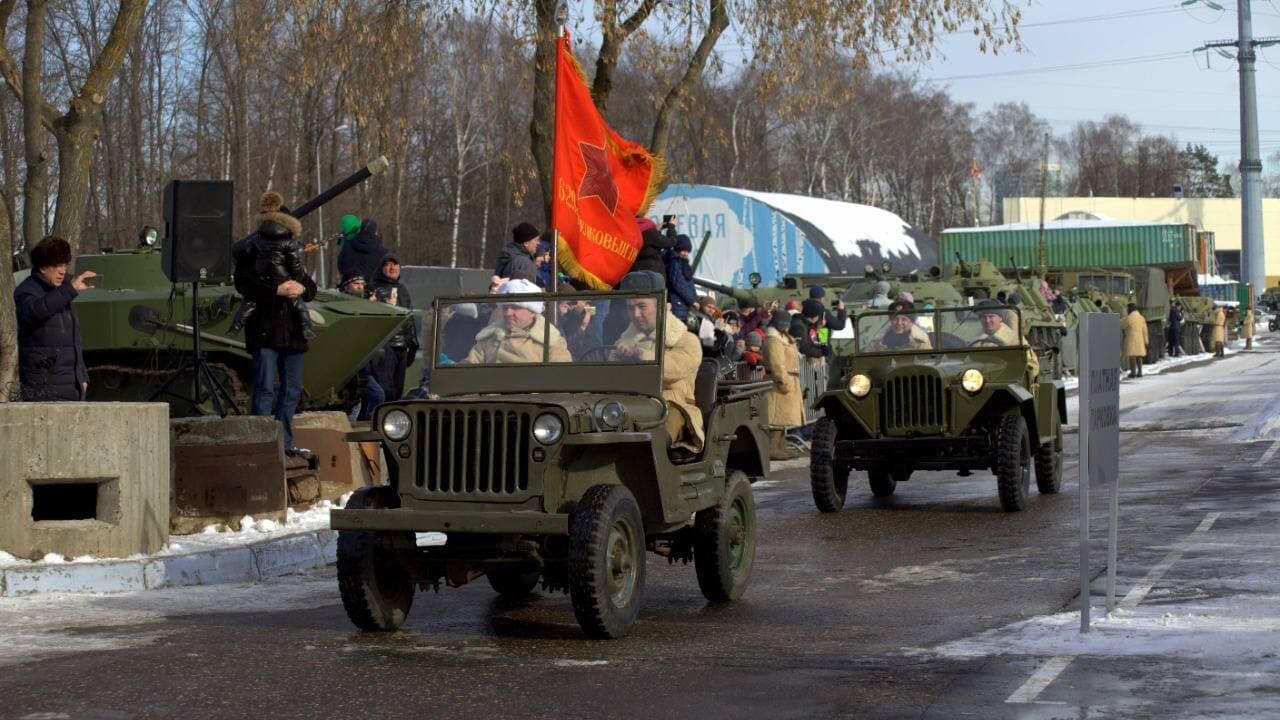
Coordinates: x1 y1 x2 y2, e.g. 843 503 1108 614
725 424 768 479
815 394 872 440
979 387 1042 446
556 441 668 526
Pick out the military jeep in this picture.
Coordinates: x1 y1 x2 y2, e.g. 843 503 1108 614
810 304 1066 513
330 289 772 638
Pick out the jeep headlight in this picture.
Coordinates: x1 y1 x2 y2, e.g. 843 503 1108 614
847 373 871 398
595 400 626 430
961 369 984 394
533 413 564 444
382 409 412 441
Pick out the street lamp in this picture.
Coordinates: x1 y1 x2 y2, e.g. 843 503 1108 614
316 122 351 287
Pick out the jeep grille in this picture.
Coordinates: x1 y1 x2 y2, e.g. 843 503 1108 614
880 370 946 435
414 408 533 497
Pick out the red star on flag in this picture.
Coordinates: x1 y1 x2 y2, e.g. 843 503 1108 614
577 142 620 214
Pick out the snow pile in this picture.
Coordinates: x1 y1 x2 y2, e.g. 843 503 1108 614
726 187 924 260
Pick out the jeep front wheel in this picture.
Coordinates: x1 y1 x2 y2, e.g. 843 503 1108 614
694 471 756 602
810 417 849 512
568 484 646 639
995 414 1032 512
337 487 415 631
1035 426 1063 494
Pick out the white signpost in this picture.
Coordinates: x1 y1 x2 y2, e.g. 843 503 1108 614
1078 313 1121 632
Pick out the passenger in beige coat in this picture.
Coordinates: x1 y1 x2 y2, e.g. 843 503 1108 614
763 310 804 460
1121 303 1149 377
1211 305 1226 357
465 280 571 364
1242 307 1255 350
610 296 705 455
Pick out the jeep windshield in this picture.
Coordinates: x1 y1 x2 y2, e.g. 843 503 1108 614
429 290 667 397
856 305 1023 354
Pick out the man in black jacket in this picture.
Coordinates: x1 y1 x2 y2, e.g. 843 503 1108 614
14 236 95 401
232 191 317 457
337 218 388 288
368 254 416 402
493 222 540 282
808 285 847 331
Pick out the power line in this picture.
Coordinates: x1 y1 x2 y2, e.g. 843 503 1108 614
927 52 1191 82
1019 5 1188 29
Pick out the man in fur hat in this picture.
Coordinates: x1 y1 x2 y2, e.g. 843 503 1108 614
493 222 541 284
227 191 315 339
232 190 318 457
465 279 571 364
14 236 95 401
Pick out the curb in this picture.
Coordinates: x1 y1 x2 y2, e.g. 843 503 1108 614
0 529 338 597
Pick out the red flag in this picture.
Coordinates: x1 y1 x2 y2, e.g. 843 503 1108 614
551 32 663 289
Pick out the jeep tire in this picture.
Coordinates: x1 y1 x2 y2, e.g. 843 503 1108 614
995 414 1032 512
486 566 542 597
568 484 646 639
337 487 415 631
810 417 849 512
694 471 756 602
1034 426 1063 495
868 469 897 498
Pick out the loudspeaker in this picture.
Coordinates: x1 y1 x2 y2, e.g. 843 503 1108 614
162 179 233 283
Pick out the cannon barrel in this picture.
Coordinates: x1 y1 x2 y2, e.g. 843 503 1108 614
954 251 969 276
693 276 749 300
291 156 390 220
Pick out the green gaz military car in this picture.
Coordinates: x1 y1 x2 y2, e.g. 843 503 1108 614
810 302 1065 513
330 289 772 639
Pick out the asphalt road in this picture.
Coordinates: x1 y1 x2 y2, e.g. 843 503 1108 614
5 344 1279 720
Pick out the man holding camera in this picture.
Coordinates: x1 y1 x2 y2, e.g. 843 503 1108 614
14 236 95 401
368 253 417 402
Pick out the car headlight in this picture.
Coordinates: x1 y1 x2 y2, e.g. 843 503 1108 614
847 374 871 398
596 400 626 430
961 369 984 394
382 409 412 441
533 413 564 444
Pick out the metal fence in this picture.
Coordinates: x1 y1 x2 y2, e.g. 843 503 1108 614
800 358 829 425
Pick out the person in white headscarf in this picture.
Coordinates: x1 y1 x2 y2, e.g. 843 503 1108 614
465 279 571 364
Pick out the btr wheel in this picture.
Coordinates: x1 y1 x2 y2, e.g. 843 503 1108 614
694 471 756 602
868 469 897 498
337 487 415 631
486 566 541 597
995 414 1032 512
1035 426 1063 495
810 417 849 512
568 484 646 639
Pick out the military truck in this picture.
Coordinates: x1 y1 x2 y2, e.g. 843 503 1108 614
330 289 772 639
809 303 1065 513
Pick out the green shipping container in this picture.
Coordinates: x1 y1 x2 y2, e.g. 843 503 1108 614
941 223 1198 269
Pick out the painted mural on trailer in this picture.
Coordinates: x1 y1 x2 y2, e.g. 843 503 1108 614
649 184 937 288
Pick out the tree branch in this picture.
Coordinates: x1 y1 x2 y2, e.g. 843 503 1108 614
76 0 146 112
590 0 660 113
650 0 727 157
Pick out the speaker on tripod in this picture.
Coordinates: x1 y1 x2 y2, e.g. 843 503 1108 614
150 179 239 416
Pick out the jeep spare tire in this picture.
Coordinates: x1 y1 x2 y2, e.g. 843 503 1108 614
568 484 646 639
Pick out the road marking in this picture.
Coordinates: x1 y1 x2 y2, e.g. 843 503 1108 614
1006 655 1076 704
1253 440 1280 467
1120 512 1220 609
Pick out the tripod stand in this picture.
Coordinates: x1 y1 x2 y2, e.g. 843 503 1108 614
148 281 240 417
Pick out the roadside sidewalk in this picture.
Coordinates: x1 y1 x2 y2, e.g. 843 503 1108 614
0 503 344 597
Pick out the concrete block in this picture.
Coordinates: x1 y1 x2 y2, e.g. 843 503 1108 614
143 548 257 589
315 529 339 564
0 402 170 561
251 534 324 577
292 412 370 502
171 416 286 534
4 560 147 595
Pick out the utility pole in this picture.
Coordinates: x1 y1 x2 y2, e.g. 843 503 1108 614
1201 2 1279 297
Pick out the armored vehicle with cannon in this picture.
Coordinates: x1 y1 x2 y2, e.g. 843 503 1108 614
330 288 772 638
809 302 1066 513
48 158 412 415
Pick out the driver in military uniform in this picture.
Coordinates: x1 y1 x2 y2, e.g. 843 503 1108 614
973 300 1021 346
865 300 933 351
465 279 571 364
609 271 704 457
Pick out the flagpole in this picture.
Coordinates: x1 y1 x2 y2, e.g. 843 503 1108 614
550 4 569 294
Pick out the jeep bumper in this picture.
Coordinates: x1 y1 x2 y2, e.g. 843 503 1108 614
329 508 569 535
837 437 992 472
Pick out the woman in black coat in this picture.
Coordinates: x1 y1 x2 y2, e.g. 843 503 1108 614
14 237 96 401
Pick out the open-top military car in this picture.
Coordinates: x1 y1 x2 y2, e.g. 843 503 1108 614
810 303 1065 513
330 289 772 638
